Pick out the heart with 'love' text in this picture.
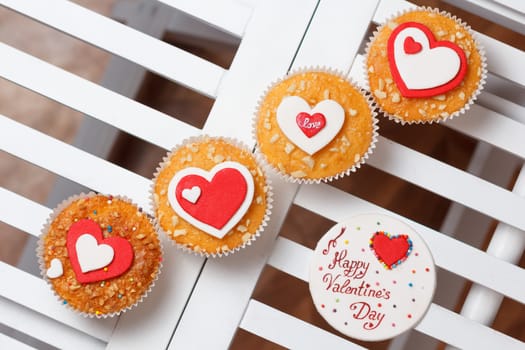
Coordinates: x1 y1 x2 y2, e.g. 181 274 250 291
167 161 254 239
277 96 344 155
370 231 413 269
387 22 467 98
67 219 134 283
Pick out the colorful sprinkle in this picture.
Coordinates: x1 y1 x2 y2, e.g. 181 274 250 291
412 298 416 302
100 281 105 287
93 210 97 215
318 266 323 271
412 269 416 274
344 240 349 245
361 248 365 252
415 252 419 257
377 303 382 308
392 323 396 327
408 314 412 319
118 294 123 299
129 278 134 282
63 300 68 305
344 322 348 326
425 267 430 272
107 225 113 233
393 304 397 308
321 304 325 308
132 226 137 231
375 282 380 286
95 311 101 316
356 226 361 230
104 267 108 272
377 222 381 225
335 298 340 303
375 270 379 274
393 280 397 284
332 309 337 313
408 282 413 287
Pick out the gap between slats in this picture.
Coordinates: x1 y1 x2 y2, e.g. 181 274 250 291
0 0 225 98
0 44 200 151
157 0 252 38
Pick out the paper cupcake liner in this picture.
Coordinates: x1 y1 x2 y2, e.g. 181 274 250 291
150 135 273 258
252 66 379 184
37 192 163 318
363 6 487 125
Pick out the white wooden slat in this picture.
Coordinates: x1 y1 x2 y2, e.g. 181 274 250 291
0 115 151 210
292 184 525 304
0 263 115 342
368 136 525 232
292 0 379 70
0 188 50 238
168 2 380 349
0 297 105 350
106 240 205 350
373 0 525 87
417 304 524 349
0 0 225 98
0 118 207 350
158 0 252 38
267 241 523 348
350 55 525 160
0 333 35 350
0 43 200 151
240 300 366 350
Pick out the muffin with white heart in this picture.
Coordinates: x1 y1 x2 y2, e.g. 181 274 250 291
38 193 162 317
365 7 486 124
254 69 378 183
152 136 272 257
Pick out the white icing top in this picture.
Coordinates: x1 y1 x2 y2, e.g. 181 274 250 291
309 214 436 341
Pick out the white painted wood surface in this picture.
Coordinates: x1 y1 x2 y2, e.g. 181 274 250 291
0 0 523 349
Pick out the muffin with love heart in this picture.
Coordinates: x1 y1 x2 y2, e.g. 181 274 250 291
254 68 378 183
151 136 272 257
365 7 486 124
38 193 162 317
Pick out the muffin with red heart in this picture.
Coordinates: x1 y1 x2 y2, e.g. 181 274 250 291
365 7 486 123
254 69 378 183
152 136 271 257
38 193 162 317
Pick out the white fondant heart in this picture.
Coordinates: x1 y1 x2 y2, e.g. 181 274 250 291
46 258 63 279
276 96 344 155
393 27 461 90
167 161 255 239
75 234 114 273
182 186 201 204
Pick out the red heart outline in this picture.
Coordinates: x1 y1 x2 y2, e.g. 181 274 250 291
296 112 326 138
67 219 134 284
369 231 412 269
175 168 248 230
387 22 468 98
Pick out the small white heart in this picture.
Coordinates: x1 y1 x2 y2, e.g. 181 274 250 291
276 96 344 155
182 186 201 204
46 258 63 279
76 234 114 273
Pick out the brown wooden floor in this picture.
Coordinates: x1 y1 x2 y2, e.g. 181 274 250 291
0 0 523 348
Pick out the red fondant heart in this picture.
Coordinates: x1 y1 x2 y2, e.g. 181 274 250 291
370 231 412 269
175 168 248 230
403 36 422 54
296 112 326 138
387 22 468 98
67 219 133 284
